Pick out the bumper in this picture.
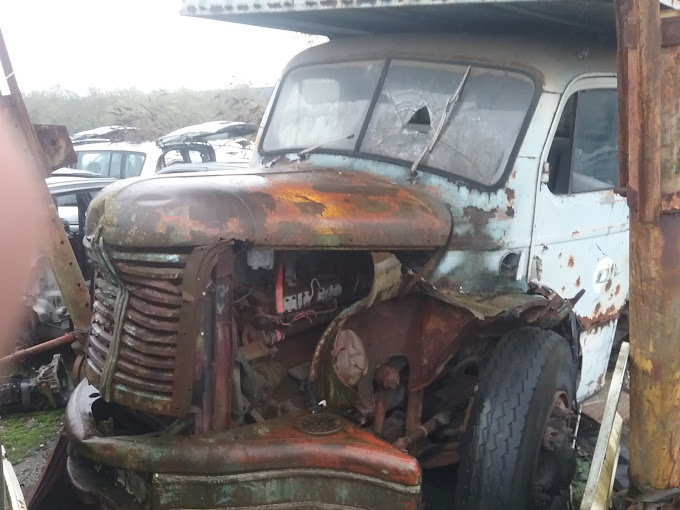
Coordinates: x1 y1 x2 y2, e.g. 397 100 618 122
65 381 421 509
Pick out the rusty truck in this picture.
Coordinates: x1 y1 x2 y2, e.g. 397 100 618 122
63 1 631 509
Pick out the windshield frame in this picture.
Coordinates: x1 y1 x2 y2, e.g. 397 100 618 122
259 58 541 191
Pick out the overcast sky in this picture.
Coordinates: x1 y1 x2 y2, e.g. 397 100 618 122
0 0 314 94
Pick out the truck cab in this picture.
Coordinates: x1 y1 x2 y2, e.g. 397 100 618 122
64 12 628 510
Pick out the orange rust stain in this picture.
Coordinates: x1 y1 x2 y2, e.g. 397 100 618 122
615 284 621 295
594 302 602 315
568 255 575 268
426 185 442 197
576 277 581 287
605 280 613 292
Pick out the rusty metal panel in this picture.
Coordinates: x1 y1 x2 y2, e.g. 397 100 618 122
576 319 618 401
85 168 452 249
152 469 420 510
33 124 76 172
617 0 680 493
85 245 212 417
0 29 91 333
66 381 421 487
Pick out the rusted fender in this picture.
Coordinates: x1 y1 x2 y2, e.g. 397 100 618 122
66 381 421 487
85 167 452 249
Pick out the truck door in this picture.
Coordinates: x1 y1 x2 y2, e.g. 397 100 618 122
529 76 629 401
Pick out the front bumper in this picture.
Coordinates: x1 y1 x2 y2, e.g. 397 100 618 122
65 381 422 509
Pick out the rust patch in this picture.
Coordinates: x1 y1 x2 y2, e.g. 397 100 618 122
463 206 495 235
567 255 575 268
578 302 619 330
571 230 580 238
615 284 621 295
575 277 581 287
294 194 326 216
605 280 613 292
505 188 516 202
506 206 515 218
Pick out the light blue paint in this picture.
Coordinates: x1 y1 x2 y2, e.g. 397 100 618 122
216 484 236 505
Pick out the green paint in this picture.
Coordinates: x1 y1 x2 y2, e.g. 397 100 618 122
263 478 286 501
336 484 351 503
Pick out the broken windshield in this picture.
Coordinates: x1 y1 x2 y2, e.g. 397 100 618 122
262 60 535 187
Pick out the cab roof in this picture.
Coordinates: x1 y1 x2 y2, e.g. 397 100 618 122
281 31 617 93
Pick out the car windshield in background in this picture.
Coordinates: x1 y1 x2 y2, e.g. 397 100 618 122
262 60 536 186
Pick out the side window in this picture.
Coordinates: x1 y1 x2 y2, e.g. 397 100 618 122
54 192 91 233
162 150 184 167
109 152 123 179
77 151 111 175
187 149 211 163
547 88 618 194
124 153 145 177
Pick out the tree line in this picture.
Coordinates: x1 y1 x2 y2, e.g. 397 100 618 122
24 85 271 140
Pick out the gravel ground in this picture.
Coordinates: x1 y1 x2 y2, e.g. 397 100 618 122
12 436 59 501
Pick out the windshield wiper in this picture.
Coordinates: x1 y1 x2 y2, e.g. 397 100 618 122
409 65 472 181
297 133 355 160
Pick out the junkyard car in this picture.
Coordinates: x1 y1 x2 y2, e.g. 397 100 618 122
22 171 117 346
158 120 258 164
71 140 218 179
65 30 627 510
71 122 256 178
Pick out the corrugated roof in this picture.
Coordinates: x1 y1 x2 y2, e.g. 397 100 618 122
180 0 618 37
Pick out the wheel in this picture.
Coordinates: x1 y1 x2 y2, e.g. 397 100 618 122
454 327 576 510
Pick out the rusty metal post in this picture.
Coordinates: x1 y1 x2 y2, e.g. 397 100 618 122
212 248 235 430
0 28 91 334
616 0 680 495
0 332 75 368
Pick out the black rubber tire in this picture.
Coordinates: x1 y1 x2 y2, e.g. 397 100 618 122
454 327 576 510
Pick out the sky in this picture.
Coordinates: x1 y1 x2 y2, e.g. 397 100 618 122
0 0 316 94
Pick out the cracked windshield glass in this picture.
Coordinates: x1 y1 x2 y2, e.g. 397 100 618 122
263 60 535 185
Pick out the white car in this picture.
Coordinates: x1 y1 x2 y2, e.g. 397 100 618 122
159 121 258 164
71 122 257 178
71 141 218 179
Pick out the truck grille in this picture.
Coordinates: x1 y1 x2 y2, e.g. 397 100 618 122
86 248 193 416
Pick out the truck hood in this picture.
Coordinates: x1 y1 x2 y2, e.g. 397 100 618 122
85 167 452 249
